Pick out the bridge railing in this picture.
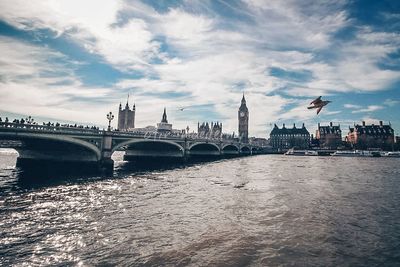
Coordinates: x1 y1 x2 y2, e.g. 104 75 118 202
0 122 104 135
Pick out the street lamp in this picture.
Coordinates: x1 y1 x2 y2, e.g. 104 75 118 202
26 116 34 124
106 112 114 131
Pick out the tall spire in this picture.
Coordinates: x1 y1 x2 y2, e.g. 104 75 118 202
125 94 130 109
241 92 246 104
161 107 168 123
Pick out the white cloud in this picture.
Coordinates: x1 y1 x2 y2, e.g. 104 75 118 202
384 98 400 107
0 37 117 124
0 0 160 71
0 1 399 135
351 105 384 113
344 104 362 109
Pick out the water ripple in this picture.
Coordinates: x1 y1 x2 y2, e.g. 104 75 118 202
1 151 400 266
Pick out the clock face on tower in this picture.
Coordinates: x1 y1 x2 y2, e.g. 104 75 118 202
240 111 245 117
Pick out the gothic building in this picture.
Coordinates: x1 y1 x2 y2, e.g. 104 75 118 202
118 97 135 131
346 121 394 150
316 122 342 149
157 108 172 133
197 122 222 138
270 123 310 150
238 94 249 143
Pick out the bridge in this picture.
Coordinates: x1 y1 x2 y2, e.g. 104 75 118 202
0 122 263 174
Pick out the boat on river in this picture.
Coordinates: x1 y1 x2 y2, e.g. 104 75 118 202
331 150 383 157
285 149 318 156
331 150 362 157
384 152 400 158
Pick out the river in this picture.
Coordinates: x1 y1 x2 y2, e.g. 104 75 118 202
1 149 400 266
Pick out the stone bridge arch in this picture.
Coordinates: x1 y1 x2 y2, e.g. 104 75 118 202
221 144 239 156
111 139 185 153
221 144 239 150
12 133 102 160
112 139 185 160
189 142 220 151
240 145 251 155
188 142 221 156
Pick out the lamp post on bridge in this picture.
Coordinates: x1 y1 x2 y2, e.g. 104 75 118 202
25 116 34 124
106 112 114 131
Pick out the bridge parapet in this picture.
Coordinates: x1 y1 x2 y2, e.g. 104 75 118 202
0 122 246 144
0 122 103 136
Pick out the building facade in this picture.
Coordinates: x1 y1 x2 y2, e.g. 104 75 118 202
118 99 135 131
238 94 249 143
197 122 222 138
270 123 310 150
395 136 400 151
316 122 342 149
157 108 172 133
346 121 394 150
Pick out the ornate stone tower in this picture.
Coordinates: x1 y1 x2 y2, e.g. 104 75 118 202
238 93 249 143
118 96 135 131
157 107 172 132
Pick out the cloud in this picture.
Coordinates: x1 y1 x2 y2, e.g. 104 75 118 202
344 104 362 109
0 1 400 135
351 105 384 113
384 98 400 107
0 0 161 71
0 36 117 124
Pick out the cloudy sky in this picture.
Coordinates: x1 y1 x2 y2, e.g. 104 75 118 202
0 0 399 137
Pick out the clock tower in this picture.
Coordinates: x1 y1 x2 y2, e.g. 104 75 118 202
238 93 249 143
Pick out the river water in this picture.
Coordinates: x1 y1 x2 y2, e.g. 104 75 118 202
1 148 400 266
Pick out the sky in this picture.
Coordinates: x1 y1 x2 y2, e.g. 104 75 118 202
0 0 399 137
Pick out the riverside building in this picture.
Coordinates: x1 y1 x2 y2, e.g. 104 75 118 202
346 121 395 150
315 122 342 149
270 123 310 150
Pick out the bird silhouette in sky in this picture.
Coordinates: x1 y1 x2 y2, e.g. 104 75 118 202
178 106 190 111
307 96 331 115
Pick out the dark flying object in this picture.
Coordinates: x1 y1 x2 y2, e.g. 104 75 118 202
307 96 331 115
178 106 192 111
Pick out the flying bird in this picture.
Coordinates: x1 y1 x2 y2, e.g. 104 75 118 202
307 96 331 115
178 106 191 111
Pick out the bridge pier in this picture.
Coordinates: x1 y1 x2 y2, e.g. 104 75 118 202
99 133 114 175
99 158 114 175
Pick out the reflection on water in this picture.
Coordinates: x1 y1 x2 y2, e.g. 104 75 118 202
1 148 400 266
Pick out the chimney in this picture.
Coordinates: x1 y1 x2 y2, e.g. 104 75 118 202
330 122 333 127
293 123 296 128
362 121 366 126
283 123 286 128
379 120 383 126
318 122 320 128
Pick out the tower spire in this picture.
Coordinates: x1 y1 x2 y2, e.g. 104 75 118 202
161 107 168 123
125 94 130 109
